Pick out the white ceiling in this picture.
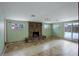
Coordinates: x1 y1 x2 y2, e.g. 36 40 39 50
0 2 78 23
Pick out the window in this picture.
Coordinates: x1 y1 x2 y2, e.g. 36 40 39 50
64 21 79 41
72 22 79 40
64 23 72 39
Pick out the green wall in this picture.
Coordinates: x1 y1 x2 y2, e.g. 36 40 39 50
6 21 53 42
0 18 4 55
42 23 64 38
52 23 64 38
6 20 64 43
6 20 28 42
42 23 52 37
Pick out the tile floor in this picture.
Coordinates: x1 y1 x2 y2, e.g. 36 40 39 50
4 38 78 56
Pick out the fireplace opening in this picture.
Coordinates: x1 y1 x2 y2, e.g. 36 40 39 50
33 32 39 38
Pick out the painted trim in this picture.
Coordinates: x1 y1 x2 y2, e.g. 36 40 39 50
0 18 5 56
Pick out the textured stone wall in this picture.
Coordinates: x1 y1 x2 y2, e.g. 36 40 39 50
29 22 42 37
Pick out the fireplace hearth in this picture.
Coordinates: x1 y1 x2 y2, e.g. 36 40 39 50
33 32 39 38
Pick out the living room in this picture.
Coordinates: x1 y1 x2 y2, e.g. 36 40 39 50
0 2 78 56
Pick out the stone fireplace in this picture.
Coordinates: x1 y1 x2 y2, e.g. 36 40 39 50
24 22 46 42
29 22 42 39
